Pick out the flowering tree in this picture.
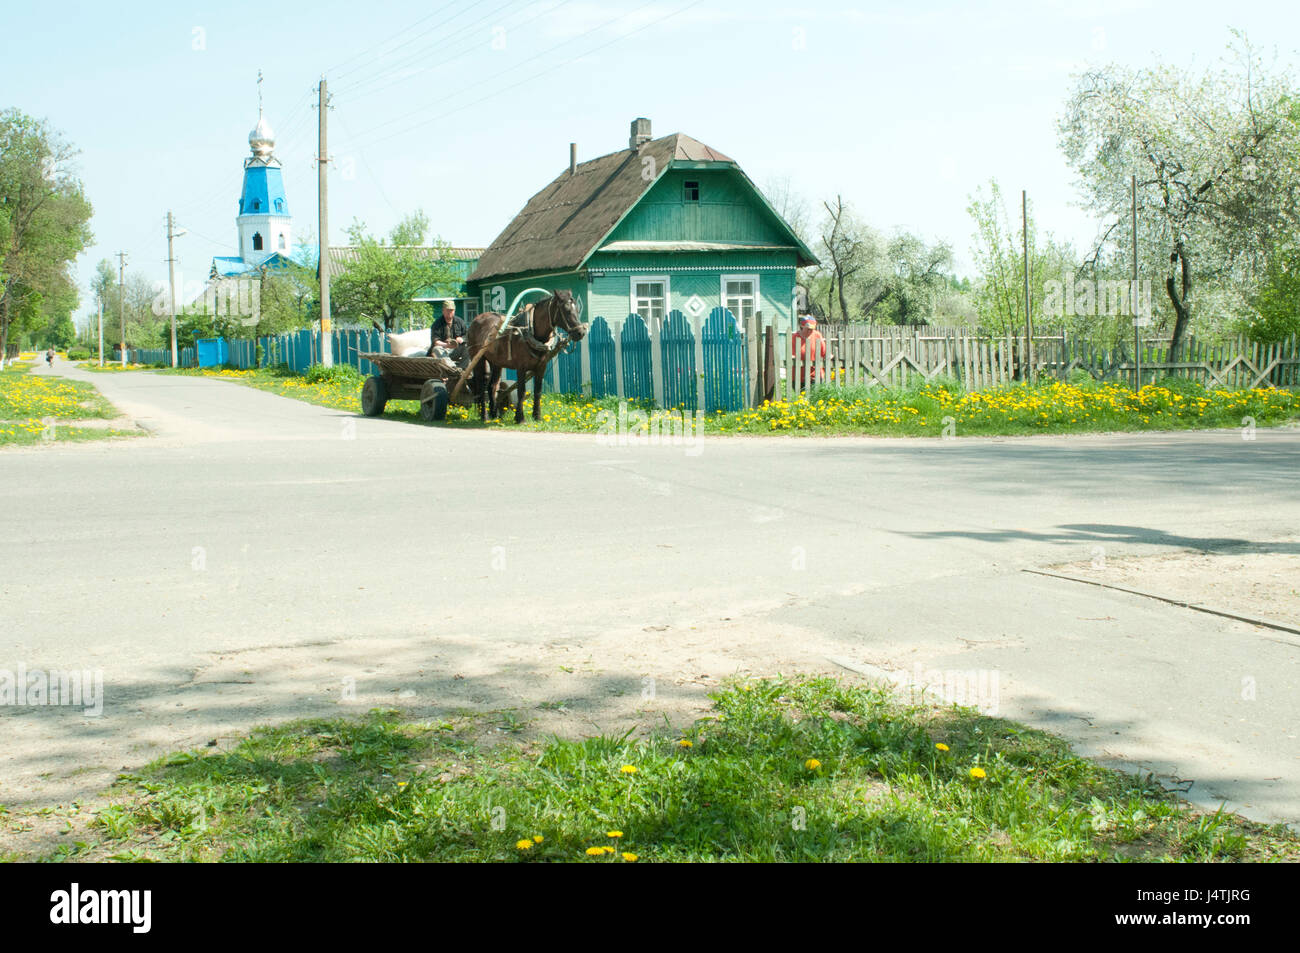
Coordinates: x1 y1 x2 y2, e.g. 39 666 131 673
1059 35 1300 355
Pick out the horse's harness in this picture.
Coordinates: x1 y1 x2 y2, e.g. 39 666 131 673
497 299 576 362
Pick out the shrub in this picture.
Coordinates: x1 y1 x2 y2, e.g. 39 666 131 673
66 347 91 361
305 363 363 385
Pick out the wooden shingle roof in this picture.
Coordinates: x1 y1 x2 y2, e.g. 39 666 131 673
469 134 735 283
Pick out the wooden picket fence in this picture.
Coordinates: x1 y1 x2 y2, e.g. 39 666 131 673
804 325 1300 395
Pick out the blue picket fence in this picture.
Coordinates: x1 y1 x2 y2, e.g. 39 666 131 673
620 314 654 401
113 346 197 367
701 307 749 413
660 310 696 410
587 317 617 398
153 309 757 412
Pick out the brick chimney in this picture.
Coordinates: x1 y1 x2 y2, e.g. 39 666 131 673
628 117 652 150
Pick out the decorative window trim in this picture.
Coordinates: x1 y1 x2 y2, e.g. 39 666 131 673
629 274 670 322
720 273 760 321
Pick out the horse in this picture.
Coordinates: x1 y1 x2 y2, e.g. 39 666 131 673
463 290 586 423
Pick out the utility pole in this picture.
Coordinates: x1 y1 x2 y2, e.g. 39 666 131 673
166 211 186 367
1022 190 1033 384
97 292 103 366
316 78 333 367
117 252 128 367
1132 174 1140 392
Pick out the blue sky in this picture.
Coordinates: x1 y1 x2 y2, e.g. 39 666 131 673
5 0 1297 325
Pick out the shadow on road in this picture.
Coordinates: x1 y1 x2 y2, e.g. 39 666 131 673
893 522 1300 555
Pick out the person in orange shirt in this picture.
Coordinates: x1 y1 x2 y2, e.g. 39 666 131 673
791 315 829 388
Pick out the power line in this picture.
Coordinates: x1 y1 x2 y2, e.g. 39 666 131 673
333 111 399 217
333 0 519 97
325 0 480 80
363 0 701 148
338 0 573 104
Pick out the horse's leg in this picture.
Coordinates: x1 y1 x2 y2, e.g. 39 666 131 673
473 360 486 421
489 366 502 420
532 363 543 421
514 369 526 424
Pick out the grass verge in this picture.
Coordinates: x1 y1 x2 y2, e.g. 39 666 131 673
8 677 1296 862
0 364 143 446
161 365 1299 437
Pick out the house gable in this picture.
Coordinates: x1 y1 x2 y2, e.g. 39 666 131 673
599 167 801 252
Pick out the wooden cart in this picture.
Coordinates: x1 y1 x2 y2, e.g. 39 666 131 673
358 352 477 422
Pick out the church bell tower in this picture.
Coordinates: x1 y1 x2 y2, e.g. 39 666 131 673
236 90 291 266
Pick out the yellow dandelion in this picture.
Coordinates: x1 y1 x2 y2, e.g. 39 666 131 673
935 743 949 752
621 852 638 862
516 839 534 850
619 765 638 775
532 835 543 843
585 846 605 856
804 758 821 771
677 739 693 748
607 830 623 838
969 767 987 780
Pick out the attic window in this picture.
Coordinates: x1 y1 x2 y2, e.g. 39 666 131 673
252 199 261 211
683 180 700 203
275 198 283 213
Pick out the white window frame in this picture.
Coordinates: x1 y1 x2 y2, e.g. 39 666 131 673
630 274 670 323
720 273 760 322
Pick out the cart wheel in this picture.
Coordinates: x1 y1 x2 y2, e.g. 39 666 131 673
420 379 450 421
361 375 389 417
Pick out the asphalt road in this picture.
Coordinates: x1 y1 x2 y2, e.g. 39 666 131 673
2 361 1298 826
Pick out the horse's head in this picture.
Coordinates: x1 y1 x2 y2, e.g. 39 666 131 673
548 289 586 341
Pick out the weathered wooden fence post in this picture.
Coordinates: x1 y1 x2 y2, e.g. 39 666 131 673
650 314 665 409
614 317 625 401
579 326 590 395
692 313 705 413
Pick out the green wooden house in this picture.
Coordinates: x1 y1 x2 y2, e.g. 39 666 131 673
467 119 817 333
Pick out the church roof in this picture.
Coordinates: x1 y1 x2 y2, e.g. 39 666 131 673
239 164 288 218
210 253 294 279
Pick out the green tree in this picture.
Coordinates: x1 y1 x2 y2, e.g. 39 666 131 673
1241 242 1300 343
0 109 93 356
332 210 463 330
967 179 1080 338
93 264 166 351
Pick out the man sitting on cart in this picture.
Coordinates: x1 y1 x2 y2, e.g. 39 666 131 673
428 300 468 363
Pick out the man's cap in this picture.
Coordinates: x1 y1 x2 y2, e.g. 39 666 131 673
799 315 816 324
